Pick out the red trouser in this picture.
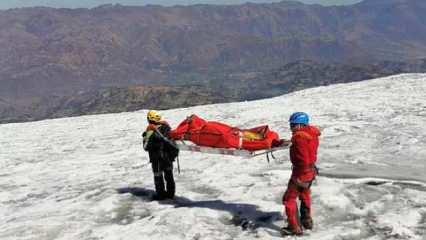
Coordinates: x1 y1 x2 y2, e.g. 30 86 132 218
282 179 312 229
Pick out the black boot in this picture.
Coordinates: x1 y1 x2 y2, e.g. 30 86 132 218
164 169 175 199
153 174 166 200
300 202 313 230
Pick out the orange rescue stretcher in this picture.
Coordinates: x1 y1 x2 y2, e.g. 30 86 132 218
170 114 291 160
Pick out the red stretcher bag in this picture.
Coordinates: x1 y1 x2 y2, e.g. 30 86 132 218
170 114 281 151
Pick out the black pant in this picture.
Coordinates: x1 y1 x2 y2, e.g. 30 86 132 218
151 157 175 199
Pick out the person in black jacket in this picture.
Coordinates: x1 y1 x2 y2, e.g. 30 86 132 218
142 110 178 200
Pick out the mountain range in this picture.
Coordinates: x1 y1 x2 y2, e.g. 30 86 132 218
1 0 426 123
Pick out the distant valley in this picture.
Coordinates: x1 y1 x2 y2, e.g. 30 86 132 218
2 59 425 123
1 0 426 123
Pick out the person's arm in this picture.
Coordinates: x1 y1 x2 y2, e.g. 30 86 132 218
160 124 172 138
156 125 179 150
143 124 163 151
143 130 155 151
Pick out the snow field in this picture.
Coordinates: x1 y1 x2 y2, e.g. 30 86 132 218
1 74 425 239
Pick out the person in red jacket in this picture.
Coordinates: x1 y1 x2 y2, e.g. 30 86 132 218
281 112 321 236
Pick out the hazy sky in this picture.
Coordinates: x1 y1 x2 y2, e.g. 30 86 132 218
0 0 362 9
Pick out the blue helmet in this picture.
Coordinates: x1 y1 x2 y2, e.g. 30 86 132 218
289 112 309 125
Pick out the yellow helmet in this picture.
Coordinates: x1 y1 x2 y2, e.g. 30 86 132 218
147 110 162 123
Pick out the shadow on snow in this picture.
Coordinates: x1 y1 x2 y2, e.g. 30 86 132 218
117 187 283 233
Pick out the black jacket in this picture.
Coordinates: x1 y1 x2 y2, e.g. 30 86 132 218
143 122 178 163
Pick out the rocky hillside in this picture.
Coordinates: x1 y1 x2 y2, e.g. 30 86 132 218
0 85 228 123
1 0 426 102
2 59 425 123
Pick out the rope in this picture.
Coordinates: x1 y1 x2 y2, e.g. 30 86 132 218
177 156 181 174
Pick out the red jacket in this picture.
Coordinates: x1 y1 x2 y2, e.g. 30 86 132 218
289 125 321 182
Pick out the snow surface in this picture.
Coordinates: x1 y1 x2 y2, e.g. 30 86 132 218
1 73 425 240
